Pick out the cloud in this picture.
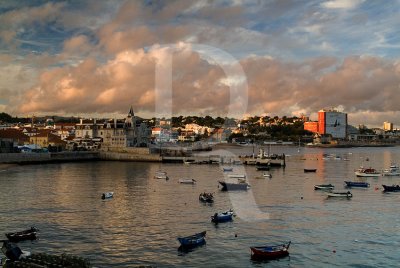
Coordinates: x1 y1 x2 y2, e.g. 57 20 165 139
322 0 365 9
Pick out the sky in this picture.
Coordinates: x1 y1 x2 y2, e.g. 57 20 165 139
0 0 400 127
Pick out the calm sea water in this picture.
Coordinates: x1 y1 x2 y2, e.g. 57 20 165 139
1 146 399 267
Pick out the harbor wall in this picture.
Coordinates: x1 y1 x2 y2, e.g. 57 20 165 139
0 151 100 164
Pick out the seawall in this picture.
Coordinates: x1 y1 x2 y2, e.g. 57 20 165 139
0 151 100 164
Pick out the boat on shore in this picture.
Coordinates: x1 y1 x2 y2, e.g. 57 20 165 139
179 178 196 184
211 209 234 223
250 241 291 260
304 168 317 173
177 231 206 249
344 181 370 188
101 192 114 200
218 181 249 191
327 191 353 198
199 192 214 203
355 167 380 177
314 184 334 191
5 227 38 242
382 184 400 192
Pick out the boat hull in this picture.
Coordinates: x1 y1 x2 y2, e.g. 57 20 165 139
177 231 206 249
250 241 290 260
344 181 370 188
327 191 352 198
304 169 317 172
218 181 249 191
382 185 400 192
355 172 380 177
314 184 334 190
5 227 38 243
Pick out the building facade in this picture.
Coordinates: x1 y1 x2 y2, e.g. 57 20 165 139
304 109 348 139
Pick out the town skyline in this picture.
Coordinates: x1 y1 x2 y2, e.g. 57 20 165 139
1 1 400 127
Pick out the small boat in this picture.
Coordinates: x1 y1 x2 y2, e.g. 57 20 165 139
199 192 214 203
256 165 270 171
250 241 291 260
223 167 233 172
344 181 370 188
314 184 334 190
218 181 249 191
5 227 38 242
304 168 317 172
101 192 114 199
211 209 234 223
382 164 400 176
183 159 196 164
355 167 380 177
179 178 196 184
382 184 400 192
327 191 353 198
154 171 169 180
177 231 206 249
263 173 272 178
227 174 246 178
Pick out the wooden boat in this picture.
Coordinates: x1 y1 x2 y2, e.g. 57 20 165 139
344 181 370 188
218 181 249 191
179 178 196 184
211 209 234 223
154 171 169 180
263 173 272 178
250 241 291 260
304 168 317 172
5 227 38 242
227 174 246 178
199 192 214 203
222 167 233 172
177 231 206 249
327 191 353 198
101 192 114 199
382 184 400 192
314 184 334 190
355 167 380 177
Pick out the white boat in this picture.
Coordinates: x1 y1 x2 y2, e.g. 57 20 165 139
179 178 196 184
101 192 114 199
227 174 246 178
354 167 381 177
382 164 400 176
154 171 169 180
327 191 352 198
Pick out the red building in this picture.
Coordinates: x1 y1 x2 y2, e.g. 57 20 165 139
304 121 318 133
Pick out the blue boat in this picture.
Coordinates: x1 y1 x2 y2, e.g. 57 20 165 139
211 209 234 223
344 181 370 188
177 231 206 249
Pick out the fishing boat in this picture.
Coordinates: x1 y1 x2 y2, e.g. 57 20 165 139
227 174 246 178
199 192 214 203
355 167 380 177
5 227 38 242
327 191 353 198
382 184 400 192
179 178 196 184
250 241 291 260
218 181 249 191
101 192 114 199
314 184 334 191
222 167 233 172
154 171 169 180
382 164 400 176
304 168 317 172
177 231 206 249
211 209 234 223
344 181 370 188
263 173 272 178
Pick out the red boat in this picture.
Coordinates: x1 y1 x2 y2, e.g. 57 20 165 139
250 241 291 260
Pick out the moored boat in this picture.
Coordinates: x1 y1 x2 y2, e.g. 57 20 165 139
211 209 234 223
344 181 370 188
314 184 334 191
304 168 317 172
179 178 196 184
223 167 233 172
256 165 270 171
263 173 272 178
250 241 291 260
101 192 114 199
177 231 206 249
327 191 353 198
382 164 400 176
218 181 249 191
382 184 400 192
199 192 214 203
355 167 380 177
227 174 246 178
154 171 169 180
5 227 38 243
